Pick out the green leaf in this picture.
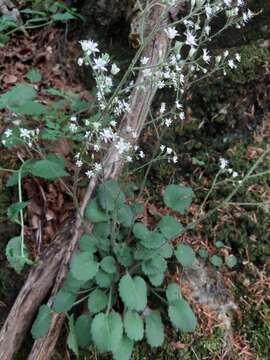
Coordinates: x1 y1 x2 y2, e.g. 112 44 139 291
79 234 97 253
91 312 123 352
52 12 76 21
141 231 165 250
198 249 208 259
119 274 147 312
117 204 134 227
88 289 108 314
114 243 134 267
85 198 109 223
100 256 117 274
210 255 223 267
70 251 99 281
52 290 76 313
26 68 42 82
175 244 195 267
163 185 194 214
225 255 237 268
145 310 164 347
95 269 114 288
0 83 36 109
158 242 173 259
168 299 197 332
62 272 86 293
98 180 125 211
75 314 92 348
133 223 149 241
31 305 52 339
124 311 144 341
67 315 79 357
31 158 69 180
16 101 46 116
112 336 134 360
215 241 225 249
148 272 164 287
166 283 181 303
159 215 183 239
142 255 167 276
5 236 31 273
7 201 28 223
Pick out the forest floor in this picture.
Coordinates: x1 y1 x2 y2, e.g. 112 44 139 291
0 5 269 360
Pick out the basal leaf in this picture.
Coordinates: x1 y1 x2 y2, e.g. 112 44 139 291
26 68 42 82
52 290 76 313
85 198 109 223
145 310 164 348
100 256 117 274
124 311 144 341
163 185 194 214
91 312 123 352
158 215 183 239
67 314 79 357
98 180 125 212
75 314 92 348
175 244 195 267
166 283 181 303
31 305 52 339
88 289 108 314
31 158 69 180
119 274 147 312
112 336 134 360
70 251 99 281
168 299 197 332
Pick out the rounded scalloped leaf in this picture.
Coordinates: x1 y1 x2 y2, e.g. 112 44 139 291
100 256 117 274
91 312 123 352
52 290 76 313
168 299 197 332
124 311 144 341
163 184 194 214
145 310 164 348
119 274 147 312
112 336 134 360
70 251 99 281
31 305 52 339
158 215 183 239
225 254 237 268
166 283 181 303
85 198 108 223
88 289 108 314
75 314 92 348
98 180 125 211
175 244 195 267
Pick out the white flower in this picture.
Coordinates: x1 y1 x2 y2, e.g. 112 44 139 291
179 112 185 120
77 58 83 66
224 50 229 58
242 9 254 23
93 57 108 72
165 118 172 127
79 40 99 55
86 170 94 178
69 123 78 133
232 171 238 178
94 162 102 172
205 25 211 35
160 102 166 114
185 30 197 47
20 128 31 139
235 53 241 62
115 138 131 154
165 27 178 39
94 144 100 152
219 157 228 169
224 0 232 6
4 129 12 138
70 115 77 122
202 48 211 64
99 128 114 143
139 151 145 158
76 160 83 168
143 68 152 77
111 63 120 75
166 147 173 155
140 57 149 65
126 155 132 162
175 101 183 110
172 155 178 163
160 144 165 152
228 59 237 69
205 5 213 18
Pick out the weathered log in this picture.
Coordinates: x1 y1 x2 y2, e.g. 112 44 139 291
0 219 74 360
28 2 172 359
